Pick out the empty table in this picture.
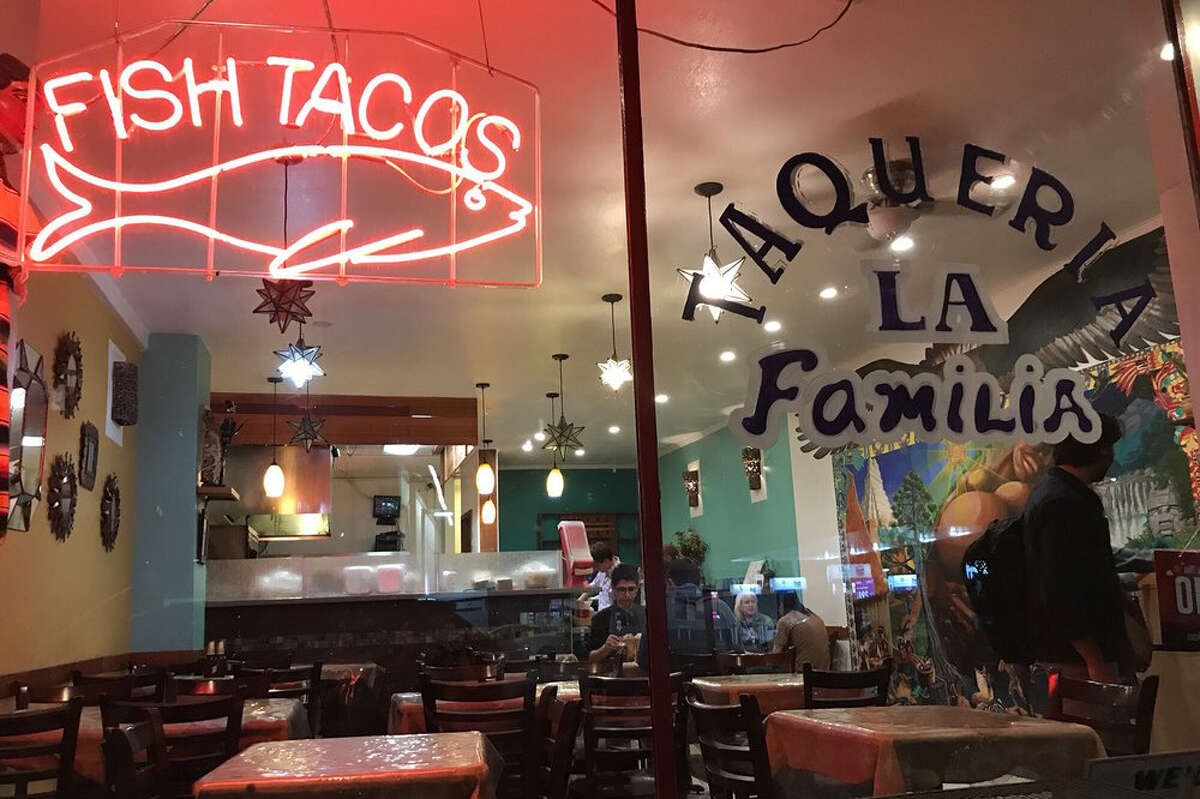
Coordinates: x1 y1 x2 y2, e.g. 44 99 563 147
194 732 502 799
765 706 1106 796
691 673 806 714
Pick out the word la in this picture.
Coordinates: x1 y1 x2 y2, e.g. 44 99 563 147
864 263 1009 345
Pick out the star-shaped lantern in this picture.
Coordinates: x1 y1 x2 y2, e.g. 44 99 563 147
275 337 324 389
676 251 752 323
288 412 327 452
597 357 633 391
543 415 585 461
253 279 316 334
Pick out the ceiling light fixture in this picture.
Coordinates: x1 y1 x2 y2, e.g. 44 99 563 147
275 322 325 389
474 382 496 497
763 320 782 333
608 425 620 435
545 391 564 499
597 293 633 391
521 440 533 452
481 497 497 525
655 394 669 404
990 174 1017 190
889 234 915 253
263 376 285 499
543 355 584 459
533 431 546 442
676 181 751 323
383 444 421 456
818 286 838 300
574 448 585 457
719 350 736 363
1161 42 1176 61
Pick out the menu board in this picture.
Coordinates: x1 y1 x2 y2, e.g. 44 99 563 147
1154 550 1200 651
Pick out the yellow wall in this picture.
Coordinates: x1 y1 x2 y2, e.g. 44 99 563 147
0 273 141 675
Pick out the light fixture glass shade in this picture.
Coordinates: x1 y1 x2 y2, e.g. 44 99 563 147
481 498 497 525
475 461 496 496
263 461 285 498
546 466 564 498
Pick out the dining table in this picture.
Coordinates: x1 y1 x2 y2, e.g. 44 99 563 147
193 732 502 799
764 705 1107 796
690 673 806 714
388 678 579 734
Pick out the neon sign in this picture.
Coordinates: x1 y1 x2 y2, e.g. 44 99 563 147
20 21 541 286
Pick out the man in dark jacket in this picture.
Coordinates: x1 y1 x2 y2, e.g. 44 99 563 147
1024 414 1128 681
637 558 737 670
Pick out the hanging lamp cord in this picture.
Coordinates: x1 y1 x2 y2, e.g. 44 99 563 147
558 359 566 417
610 301 618 358
706 194 715 252
271 380 278 458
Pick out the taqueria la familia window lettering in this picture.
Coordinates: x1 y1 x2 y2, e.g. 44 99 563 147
703 137 1149 450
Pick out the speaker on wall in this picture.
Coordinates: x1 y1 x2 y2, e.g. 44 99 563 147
111 361 138 426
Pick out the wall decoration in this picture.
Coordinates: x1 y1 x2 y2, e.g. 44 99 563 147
217 402 244 487
253 278 315 334
99 473 120 552
78 421 98 491
8 339 47 532
51 331 82 418
682 468 701 507
110 360 138 426
543 354 585 459
46 453 77 541
597 294 632 391
103 340 125 444
742 448 762 490
199 410 222 486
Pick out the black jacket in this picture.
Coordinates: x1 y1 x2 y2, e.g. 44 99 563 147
1023 467 1127 665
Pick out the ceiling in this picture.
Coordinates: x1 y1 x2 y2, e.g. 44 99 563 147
22 0 1170 466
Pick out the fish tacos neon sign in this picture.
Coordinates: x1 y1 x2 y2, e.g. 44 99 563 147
19 21 541 286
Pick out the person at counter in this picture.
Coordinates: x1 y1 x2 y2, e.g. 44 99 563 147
772 592 830 670
588 564 645 664
637 558 737 670
733 591 775 652
579 542 619 610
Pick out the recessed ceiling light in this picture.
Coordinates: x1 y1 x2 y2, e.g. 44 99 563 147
521 440 533 452
719 350 736 363
533 431 546 442
383 444 421 456
763 320 782 333
574 448 586 457
990 174 1016 190
889 234 915 253
818 286 838 300
608 425 620 435
1161 42 1176 61
655 394 669 404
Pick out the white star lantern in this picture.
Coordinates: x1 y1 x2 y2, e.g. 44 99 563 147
677 251 751 322
275 338 325 388
597 356 633 391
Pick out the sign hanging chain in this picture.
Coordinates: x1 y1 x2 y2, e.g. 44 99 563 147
476 0 494 76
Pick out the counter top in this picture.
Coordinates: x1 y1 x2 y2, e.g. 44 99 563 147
206 587 577 607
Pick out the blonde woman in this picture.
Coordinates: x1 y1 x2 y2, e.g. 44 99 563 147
733 591 775 652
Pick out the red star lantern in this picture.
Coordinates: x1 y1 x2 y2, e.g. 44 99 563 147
253 279 316 334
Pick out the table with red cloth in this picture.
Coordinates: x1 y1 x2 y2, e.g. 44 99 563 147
194 732 502 799
764 706 1106 796
691 673 806 714
8 697 309 784
388 679 578 734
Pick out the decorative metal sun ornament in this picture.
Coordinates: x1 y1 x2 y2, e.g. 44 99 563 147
597 293 632 391
275 328 325 389
253 278 316 333
676 181 754 323
543 354 585 459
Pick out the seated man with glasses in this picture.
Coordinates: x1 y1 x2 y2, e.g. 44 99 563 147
588 563 645 664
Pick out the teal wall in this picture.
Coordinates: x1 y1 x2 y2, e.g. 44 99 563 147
130 334 210 652
659 426 798 583
498 468 640 565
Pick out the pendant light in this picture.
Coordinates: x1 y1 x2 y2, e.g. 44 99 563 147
474 382 496 496
597 293 632 391
543 354 584 459
545 392 564 498
481 497 497 525
676 181 752 323
263 376 285 498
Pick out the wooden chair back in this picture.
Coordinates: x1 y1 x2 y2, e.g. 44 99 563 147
170 675 242 697
578 674 689 799
0 698 83 797
533 659 619 682
237 663 321 737
422 662 505 682
72 668 171 702
102 708 171 799
803 660 892 709
102 695 244 793
421 676 537 798
715 650 795 675
532 684 582 799
686 687 773 799
669 651 719 678
1045 670 1159 756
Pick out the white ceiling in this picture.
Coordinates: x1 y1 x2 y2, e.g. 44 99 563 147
25 0 1169 466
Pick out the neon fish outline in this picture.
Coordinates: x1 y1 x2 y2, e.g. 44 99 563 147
29 142 534 278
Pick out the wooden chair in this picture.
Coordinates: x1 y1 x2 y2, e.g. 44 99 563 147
238 663 321 737
421 663 505 682
802 660 892 709
43 674 135 706
686 688 773 799
101 695 244 797
4 680 30 711
571 674 689 799
72 668 170 702
533 685 583 799
102 708 172 799
0 697 83 798
534 659 619 682
669 651 719 678
420 676 537 799
170 675 245 697
1045 670 1159 756
716 651 795 675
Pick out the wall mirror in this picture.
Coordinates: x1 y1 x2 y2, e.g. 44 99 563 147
9 340 48 532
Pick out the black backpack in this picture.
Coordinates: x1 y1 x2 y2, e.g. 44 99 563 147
961 515 1030 664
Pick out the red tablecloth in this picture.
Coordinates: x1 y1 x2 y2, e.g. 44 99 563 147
193 732 501 799
691 674 806 714
764 706 1106 796
388 681 578 734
